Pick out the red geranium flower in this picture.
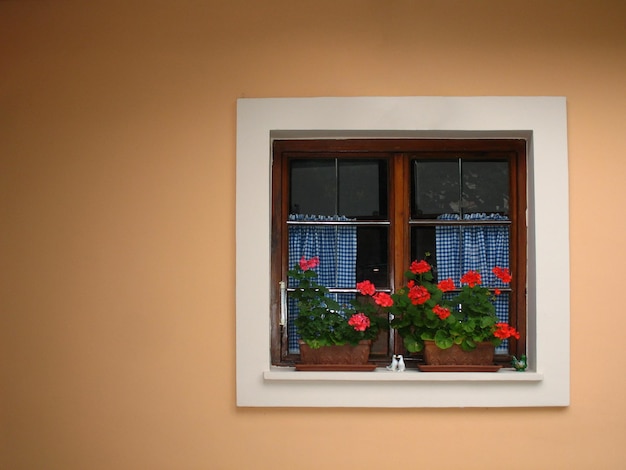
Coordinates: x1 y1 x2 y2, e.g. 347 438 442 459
373 292 394 307
410 260 432 274
348 313 371 332
492 266 512 284
433 304 451 320
437 278 455 293
299 256 320 271
494 322 520 340
356 280 376 296
408 284 430 305
460 270 482 287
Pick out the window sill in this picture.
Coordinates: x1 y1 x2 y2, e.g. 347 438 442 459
264 367 543 382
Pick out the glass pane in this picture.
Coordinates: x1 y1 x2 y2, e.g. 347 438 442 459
356 226 389 287
459 223 510 285
338 159 388 218
287 223 357 289
411 226 444 277
494 292 511 354
290 159 336 215
287 292 358 354
412 160 460 218
462 160 509 216
412 223 510 284
288 291 391 356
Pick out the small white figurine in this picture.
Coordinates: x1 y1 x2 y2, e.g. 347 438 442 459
397 355 406 372
386 355 398 371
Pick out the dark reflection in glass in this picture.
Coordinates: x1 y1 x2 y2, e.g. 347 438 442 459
339 160 388 219
290 159 336 215
410 225 437 265
462 161 509 216
290 159 387 218
412 159 510 219
356 227 388 287
412 160 460 218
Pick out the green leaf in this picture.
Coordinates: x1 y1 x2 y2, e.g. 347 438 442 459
461 338 476 351
420 331 434 341
403 335 422 353
434 330 454 349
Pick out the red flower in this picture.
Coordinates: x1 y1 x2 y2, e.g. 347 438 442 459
299 256 320 271
373 292 393 307
348 313 371 332
356 280 376 296
433 304 451 320
494 289 501 296
410 260 432 274
437 278 455 293
408 284 430 305
494 322 520 340
460 270 482 287
492 266 512 284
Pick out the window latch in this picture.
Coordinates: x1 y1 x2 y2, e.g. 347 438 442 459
279 281 287 327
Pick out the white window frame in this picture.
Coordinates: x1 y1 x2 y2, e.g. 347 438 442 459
236 96 569 408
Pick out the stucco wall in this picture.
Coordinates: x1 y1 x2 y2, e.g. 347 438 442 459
1 1 624 468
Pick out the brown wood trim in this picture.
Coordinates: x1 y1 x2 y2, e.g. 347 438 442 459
389 154 407 354
512 141 528 358
270 138 528 366
272 138 527 153
270 142 283 364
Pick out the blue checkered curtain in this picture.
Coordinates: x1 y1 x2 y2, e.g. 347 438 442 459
287 214 357 353
434 213 462 282
436 213 510 353
461 213 510 288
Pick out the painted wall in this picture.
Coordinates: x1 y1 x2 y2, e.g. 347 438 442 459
1 1 624 468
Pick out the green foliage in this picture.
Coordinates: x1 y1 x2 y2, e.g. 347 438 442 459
288 263 387 349
289 257 517 353
384 260 510 353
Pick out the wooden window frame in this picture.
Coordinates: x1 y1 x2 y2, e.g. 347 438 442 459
271 138 527 367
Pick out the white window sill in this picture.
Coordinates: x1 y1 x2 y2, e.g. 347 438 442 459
263 367 544 382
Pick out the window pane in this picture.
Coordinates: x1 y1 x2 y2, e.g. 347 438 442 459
290 159 388 218
412 160 460 218
338 159 388 218
411 223 512 355
356 226 389 287
290 159 336 215
462 160 509 216
287 292 358 354
459 223 510 285
288 222 356 289
410 225 437 264
412 223 510 285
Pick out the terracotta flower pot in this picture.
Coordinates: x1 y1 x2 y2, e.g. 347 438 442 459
298 340 372 365
423 340 495 366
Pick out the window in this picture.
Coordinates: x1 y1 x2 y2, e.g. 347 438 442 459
236 96 570 407
271 139 526 367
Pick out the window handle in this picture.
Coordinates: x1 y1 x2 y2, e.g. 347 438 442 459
279 281 287 327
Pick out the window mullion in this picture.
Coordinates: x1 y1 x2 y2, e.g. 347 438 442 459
390 153 410 354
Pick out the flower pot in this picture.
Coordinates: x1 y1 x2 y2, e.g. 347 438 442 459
422 340 495 366
298 340 372 365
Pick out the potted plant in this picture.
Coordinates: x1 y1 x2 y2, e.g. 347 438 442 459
357 259 520 367
289 256 387 366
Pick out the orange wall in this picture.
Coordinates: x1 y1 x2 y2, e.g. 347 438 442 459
1 1 625 468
